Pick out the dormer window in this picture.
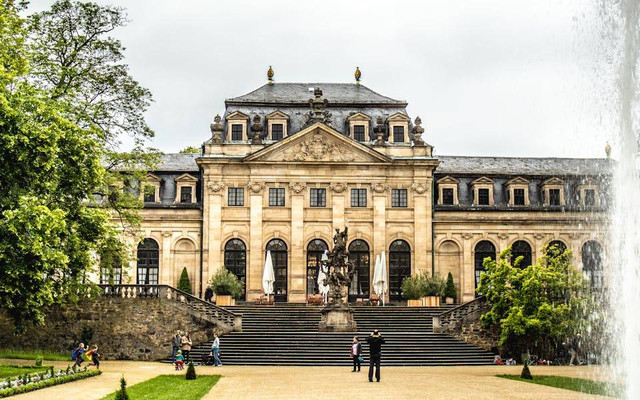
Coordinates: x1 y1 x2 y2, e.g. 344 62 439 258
471 177 494 206
140 173 161 203
437 176 459 205
225 111 249 141
578 180 599 207
541 177 565 206
584 189 596 206
387 112 410 144
174 173 198 204
505 177 530 206
347 112 371 142
265 110 289 141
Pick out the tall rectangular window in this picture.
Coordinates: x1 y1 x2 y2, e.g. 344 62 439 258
393 126 405 142
442 188 454 205
477 188 490 205
231 124 243 141
310 188 326 207
180 186 192 203
269 188 285 207
549 189 561 206
513 188 525 205
271 124 283 141
143 185 156 202
353 125 366 142
391 189 408 207
351 188 367 207
584 189 596 206
228 187 244 206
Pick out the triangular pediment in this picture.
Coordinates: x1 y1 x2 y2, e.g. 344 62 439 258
505 176 530 186
542 177 564 186
175 173 198 182
244 123 391 164
145 173 162 182
226 111 249 120
265 110 290 120
347 112 371 122
387 112 411 122
471 176 494 185
437 175 460 185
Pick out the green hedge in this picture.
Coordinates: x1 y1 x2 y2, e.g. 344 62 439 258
0 369 101 398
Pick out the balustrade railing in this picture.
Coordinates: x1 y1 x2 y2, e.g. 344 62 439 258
432 295 489 333
97 284 242 332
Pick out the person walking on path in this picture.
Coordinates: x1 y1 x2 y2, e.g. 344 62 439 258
351 336 362 372
172 330 182 361
569 333 582 366
367 330 385 382
181 332 192 363
87 344 101 369
210 333 222 366
204 285 214 302
73 343 86 368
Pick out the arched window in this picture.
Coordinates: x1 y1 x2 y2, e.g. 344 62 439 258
137 238 159 285
582 241 603 290
511 240 532 269
389 240 411 301
225 239 247 301
306 239 328 295
348 240 370 301
266 239 288 302
474 241 496 289
546 240 567 256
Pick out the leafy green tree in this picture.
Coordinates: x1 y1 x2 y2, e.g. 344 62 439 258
209 267 244 299
477 245 594 360
177 267 192 294
179 146 201 154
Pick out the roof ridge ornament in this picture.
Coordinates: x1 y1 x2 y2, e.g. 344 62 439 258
303 87 332 127
412 116 425 146
250 115 264 144
267 65 274 85
210 114 223 144
605 142 611 158
355 67 361 85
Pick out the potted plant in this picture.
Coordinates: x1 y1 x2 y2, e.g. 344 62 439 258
444 272 457 304
422 273 445 307
209 266 243 306
401 275 425 307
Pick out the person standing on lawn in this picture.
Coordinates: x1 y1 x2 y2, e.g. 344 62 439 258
351 336 362 372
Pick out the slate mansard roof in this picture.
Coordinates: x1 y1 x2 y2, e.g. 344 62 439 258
435 156 612 177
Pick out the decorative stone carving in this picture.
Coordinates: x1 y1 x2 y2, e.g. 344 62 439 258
209 114 223 144
497 233 509 240
267 65 274 84
162 231 172 238
288 182 307 194
250 114 264 144
304 87 332 127
533 233 546 240
371 182 388 194
569 232 582 240
330 182 347 193
461 233 474 240
206 181 225 193
412 116 425 146
354 67 361 85
280 132 358 162
411 182 427 194
246 181 266 194
373 116 386 146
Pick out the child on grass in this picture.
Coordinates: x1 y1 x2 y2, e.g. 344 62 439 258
174 350 184 370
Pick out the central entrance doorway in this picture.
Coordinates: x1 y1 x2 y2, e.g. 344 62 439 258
348 240 370 302
266 239 288 302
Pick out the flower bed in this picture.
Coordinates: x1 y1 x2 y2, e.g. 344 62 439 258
0 365 101 398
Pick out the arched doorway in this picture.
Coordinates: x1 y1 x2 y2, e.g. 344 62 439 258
306 239 328 295
266 239 288 302
582 241 603 290
225 239 247 301
137 238 159 285
546 240 567 255
348 240 370 302
474 240 496 290
511 240 532 269
389 240 411 302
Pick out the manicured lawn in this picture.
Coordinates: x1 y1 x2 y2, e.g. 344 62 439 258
498 374 623 397
0 348 68 361
0 366 49 379
101 375 220 400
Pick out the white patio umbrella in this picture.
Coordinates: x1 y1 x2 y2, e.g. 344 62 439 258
318 250 330 304
373 251 388 306
262 250 275 298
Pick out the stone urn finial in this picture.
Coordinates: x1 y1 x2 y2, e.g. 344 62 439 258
605 142 611 159
373 116 386 146
210 114 223 144
354 67 361 85
267 65 274 84
412 116 425 146
250 114 264 144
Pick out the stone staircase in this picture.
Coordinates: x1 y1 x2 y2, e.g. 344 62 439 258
183 304 495 366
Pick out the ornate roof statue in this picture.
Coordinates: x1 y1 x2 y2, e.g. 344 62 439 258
267 65 274 84
250 114 264 144
373 116 386 146
210 114 223 144
304 86 332 127
354 67 361 85
605 142 611 159
412 116 425 146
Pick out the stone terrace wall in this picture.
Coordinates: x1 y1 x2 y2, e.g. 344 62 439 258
0 298 222 361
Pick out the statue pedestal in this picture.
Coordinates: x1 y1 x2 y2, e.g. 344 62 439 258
319 304 357 332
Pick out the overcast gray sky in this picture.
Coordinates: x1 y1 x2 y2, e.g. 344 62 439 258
27 0 612 158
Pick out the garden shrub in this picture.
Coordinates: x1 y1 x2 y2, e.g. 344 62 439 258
185 361 197 380
0 369 101 398
209 267 243 299
521 364 533 380
114 376 129 400
444 272 457 299
177 267 192 294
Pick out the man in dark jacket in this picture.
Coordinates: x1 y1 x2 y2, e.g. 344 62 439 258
204 285 214 302
366 330 385 382
172 331 182 361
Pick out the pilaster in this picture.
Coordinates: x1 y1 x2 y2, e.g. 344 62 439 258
289 184 306 302
248 182 265 301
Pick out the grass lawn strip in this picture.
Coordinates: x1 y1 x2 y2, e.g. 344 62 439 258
0 348 68 361
497 374 622 398
101 375 221 400
0 365 49 379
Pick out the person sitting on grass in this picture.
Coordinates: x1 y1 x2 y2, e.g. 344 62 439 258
175 350 185 370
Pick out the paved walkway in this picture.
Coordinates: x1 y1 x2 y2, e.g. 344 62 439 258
2 359 613 400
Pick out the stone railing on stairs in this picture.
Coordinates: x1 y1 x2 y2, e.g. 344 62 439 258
432 295 489 333
97 284 242 332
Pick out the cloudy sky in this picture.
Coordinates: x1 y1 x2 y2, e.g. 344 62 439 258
27 0 614 158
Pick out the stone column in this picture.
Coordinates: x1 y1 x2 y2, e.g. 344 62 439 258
461 233 475 302
248 182 265 301
203 181 225 287
330 183 347 230
289 182 306 303
412 181 429 275
161 231 173 285
372 183 387 302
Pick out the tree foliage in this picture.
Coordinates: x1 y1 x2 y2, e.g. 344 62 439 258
209 267 243 299
444 272 457 299
177 267 192 294
179 146 201 154
477 245 595 359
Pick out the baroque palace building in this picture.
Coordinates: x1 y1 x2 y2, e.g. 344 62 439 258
105 70 610 304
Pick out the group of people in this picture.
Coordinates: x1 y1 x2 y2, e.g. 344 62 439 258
72 342 100 369
172 331 221 370
350 330 386 382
